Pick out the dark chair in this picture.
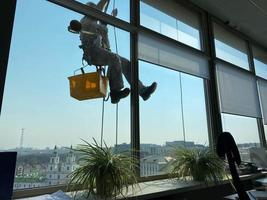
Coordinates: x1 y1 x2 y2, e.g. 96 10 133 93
217 132 250 200
0 152 17 200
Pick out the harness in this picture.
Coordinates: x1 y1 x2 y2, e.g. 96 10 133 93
79 23 109 66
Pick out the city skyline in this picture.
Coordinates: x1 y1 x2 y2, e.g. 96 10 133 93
1 139 259 152
12 138 259 190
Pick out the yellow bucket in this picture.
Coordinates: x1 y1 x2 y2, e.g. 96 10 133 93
68 72 108 101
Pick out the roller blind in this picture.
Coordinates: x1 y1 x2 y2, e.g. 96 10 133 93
213 23 248 54
258 79 267 124
138 31 210 79
213 23 249 70
216 62 261 118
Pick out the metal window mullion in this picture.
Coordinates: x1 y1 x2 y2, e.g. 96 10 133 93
200 7 214 149
198 7 207 54
248 41 267 148
130 0 140 177
203 13 223 149
257 119 267 148
46 0 136 33
247 40 256 74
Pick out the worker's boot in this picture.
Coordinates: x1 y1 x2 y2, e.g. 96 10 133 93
110 88 130 104
140 82 157 101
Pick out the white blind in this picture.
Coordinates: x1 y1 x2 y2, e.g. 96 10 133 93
138 31 210 79
213 23 248 54
258 79 267 124
216 62 261 118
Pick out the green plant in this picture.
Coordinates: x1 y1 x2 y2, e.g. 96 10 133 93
68 139 138 199
170 147 225 183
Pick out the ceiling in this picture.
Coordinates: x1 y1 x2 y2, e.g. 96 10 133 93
189 0 267 48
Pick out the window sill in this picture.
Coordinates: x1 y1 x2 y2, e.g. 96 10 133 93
126 172 267 200
14 172 267 200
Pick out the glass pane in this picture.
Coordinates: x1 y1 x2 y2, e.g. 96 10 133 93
213 23 249 70
182 73 209 146
140 0 201 50
253 46 267 80
255 60 267 80
139 61 209 177
221 113 260 162
0 0 130 190
77 0 130 22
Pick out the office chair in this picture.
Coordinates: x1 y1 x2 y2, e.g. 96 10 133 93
217 132 250 200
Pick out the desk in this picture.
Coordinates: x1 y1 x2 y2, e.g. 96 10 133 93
224 190 267 199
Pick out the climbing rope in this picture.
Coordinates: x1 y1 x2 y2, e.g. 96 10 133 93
179 73 186 148
100 94 105 147
113 0 119 149
100 65 110 147
100 0 120 148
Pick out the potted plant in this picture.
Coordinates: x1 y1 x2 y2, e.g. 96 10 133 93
68 139 138 200
170 147 225 183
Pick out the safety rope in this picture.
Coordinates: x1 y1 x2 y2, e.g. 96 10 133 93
100 64 111 147
100 0 111 147
113 0 119 149
100 97 105 147
179 73 186 148
100 0 119 148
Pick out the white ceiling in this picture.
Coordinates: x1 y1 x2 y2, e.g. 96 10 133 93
189 0 267 48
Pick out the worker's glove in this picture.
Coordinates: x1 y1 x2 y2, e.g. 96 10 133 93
111 8 118 17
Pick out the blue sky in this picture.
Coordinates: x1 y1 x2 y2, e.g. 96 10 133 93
0 0 261 149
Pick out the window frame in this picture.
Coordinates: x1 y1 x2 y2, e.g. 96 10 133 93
0 0 16 115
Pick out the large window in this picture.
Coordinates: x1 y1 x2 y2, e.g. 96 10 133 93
213 23 250 70
138 0 209 176
2 0 267 198
0 0 130 190
139 61 209 177
140 0 202 50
